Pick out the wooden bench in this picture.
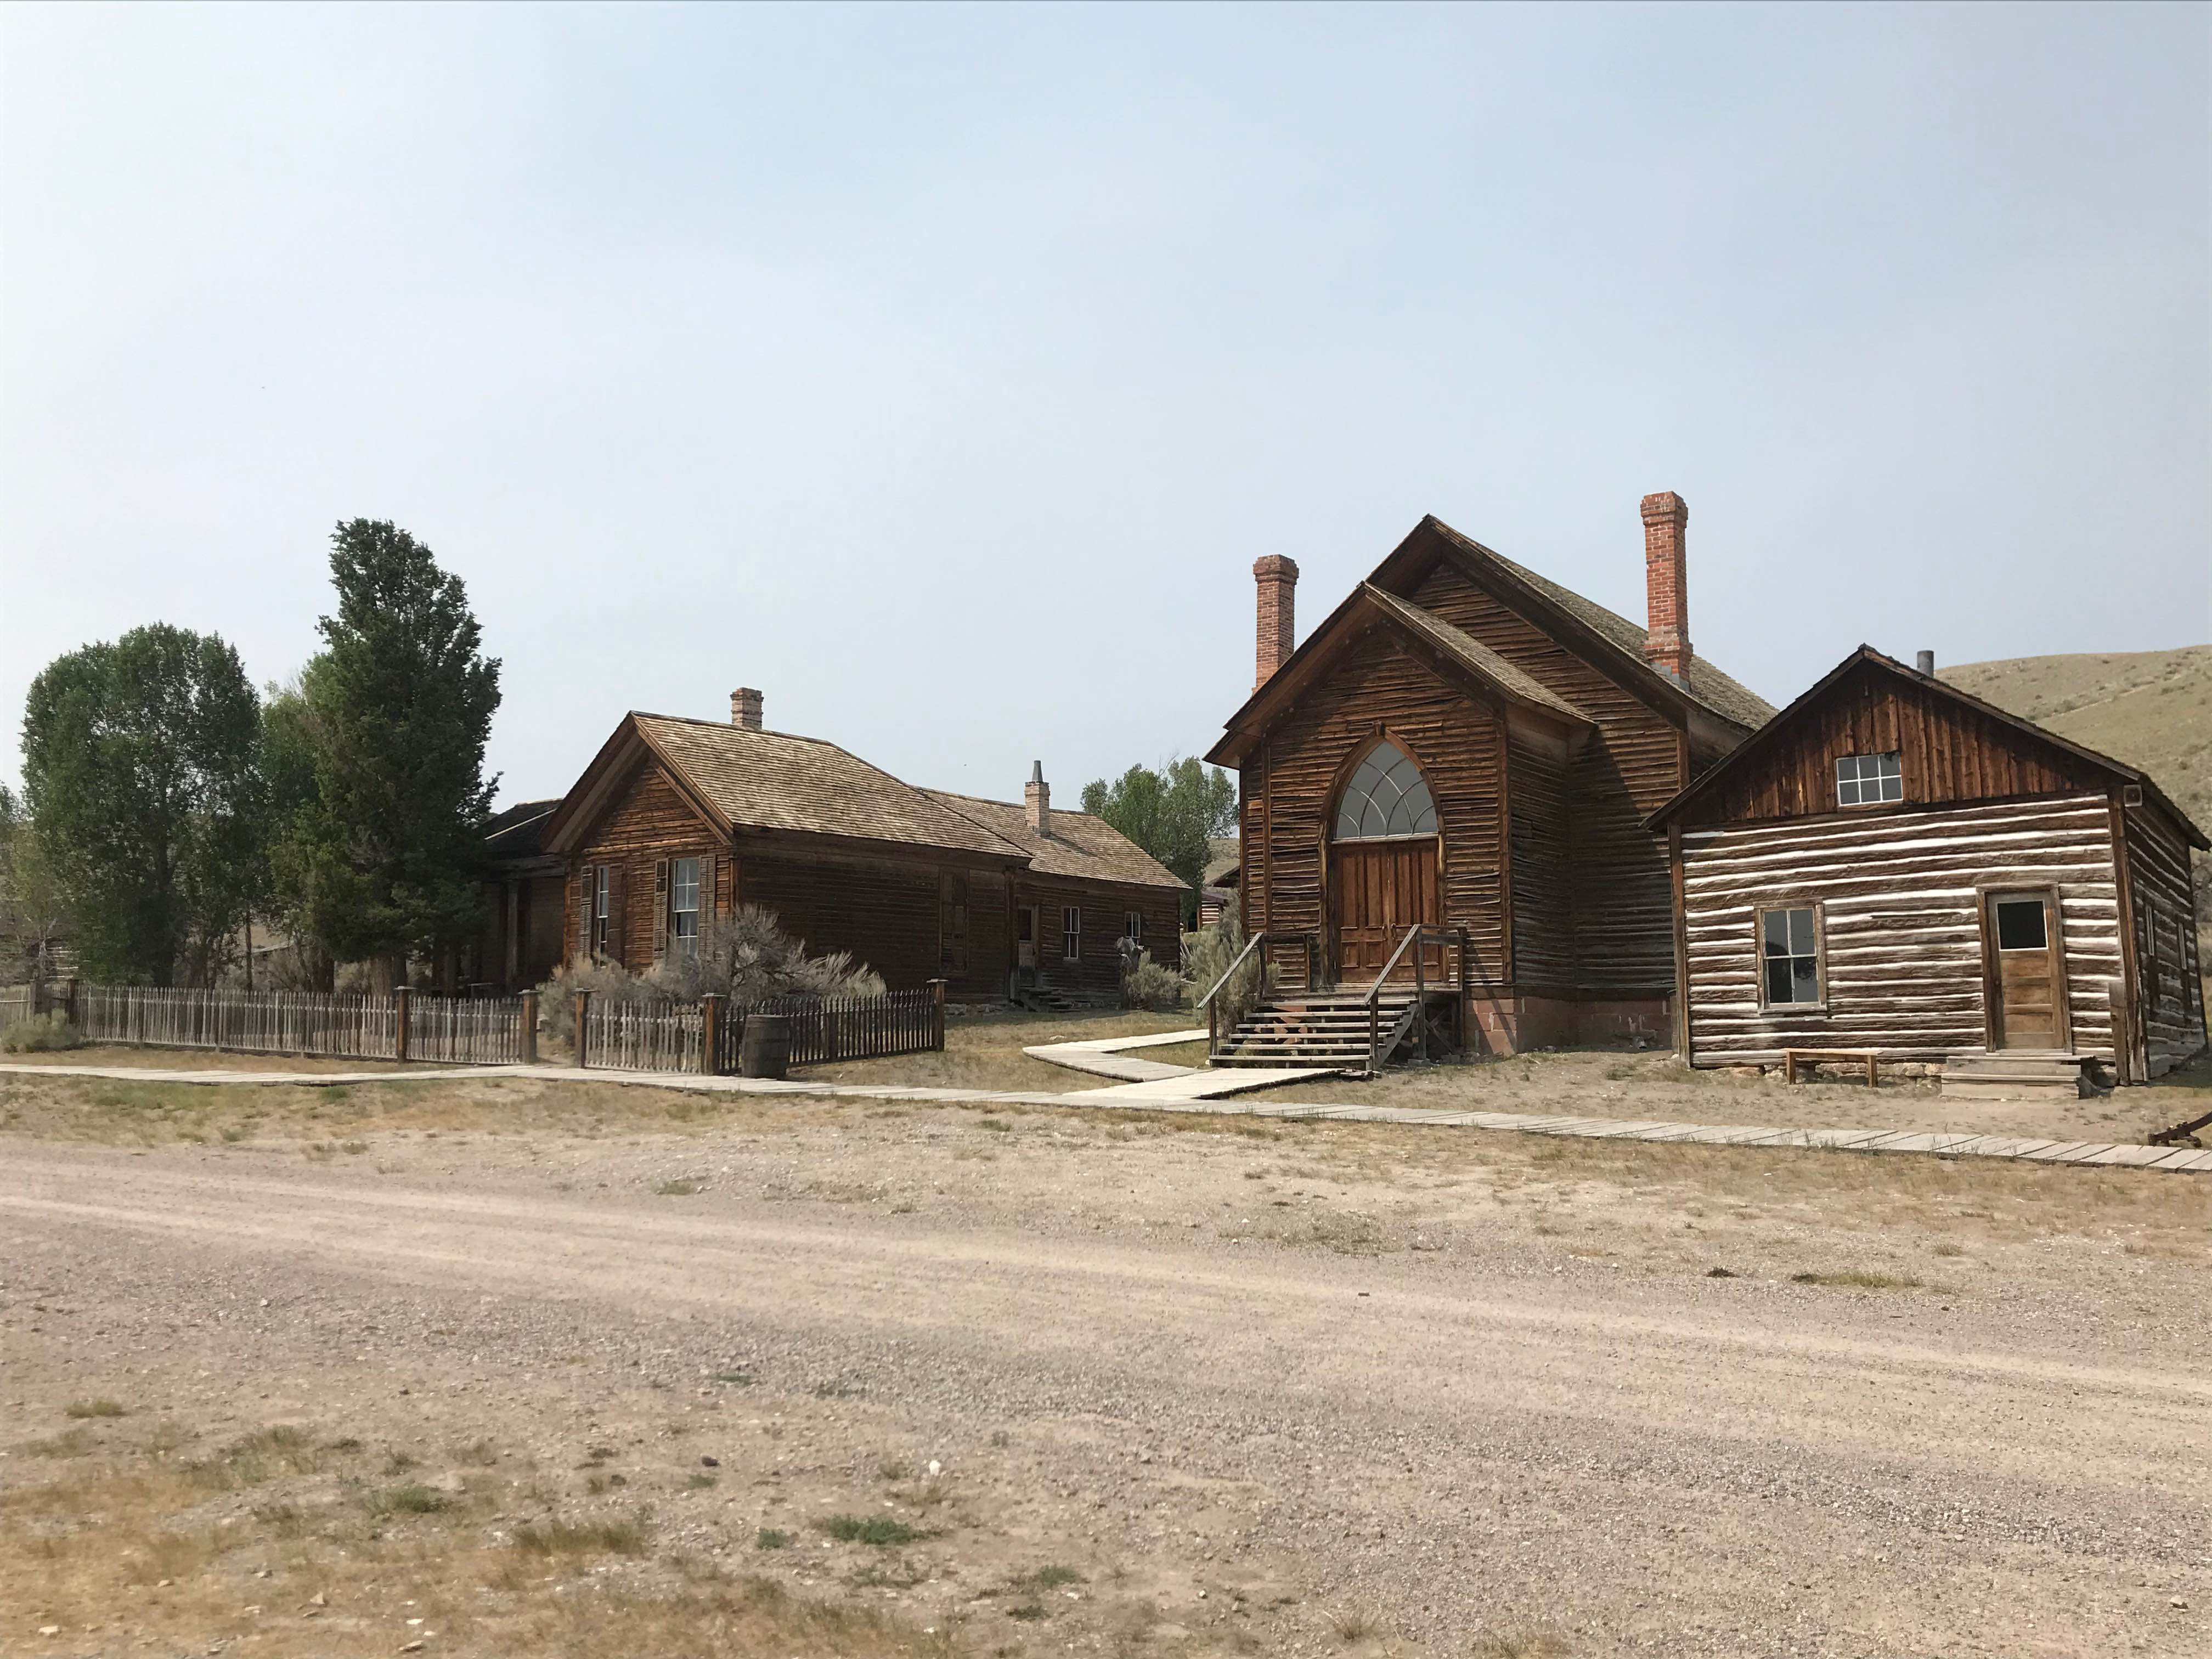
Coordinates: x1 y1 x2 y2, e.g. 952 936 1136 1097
1781 1047 1882 1087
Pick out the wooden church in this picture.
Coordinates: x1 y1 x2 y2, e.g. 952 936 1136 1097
1205 493 1775 1056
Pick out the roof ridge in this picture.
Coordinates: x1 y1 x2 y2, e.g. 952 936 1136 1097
924 785 1101 821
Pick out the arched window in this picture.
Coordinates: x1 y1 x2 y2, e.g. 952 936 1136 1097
1333 740 1437 840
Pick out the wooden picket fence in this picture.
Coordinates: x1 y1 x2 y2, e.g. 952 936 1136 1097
0 984 35 1030
576 983 944 1074
65 984 535 1066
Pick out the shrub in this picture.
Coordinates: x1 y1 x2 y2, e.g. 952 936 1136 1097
1 1012 81 1053
535 905 888 1048
1181 919 1272 1031
1118 946 1183 1011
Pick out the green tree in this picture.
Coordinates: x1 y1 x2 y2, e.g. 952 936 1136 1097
1080 757 1237 912
0 785 71 979
272 520 500 980
19 625 264 986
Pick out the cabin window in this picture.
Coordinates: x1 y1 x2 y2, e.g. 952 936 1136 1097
1334 740 1437 840
1994 896 2047 953
591 866 613 957
1759 906 1822 1006
1835 751 1902 807
669 858 701 957
1062 905 1082 962
1124 911 1144 943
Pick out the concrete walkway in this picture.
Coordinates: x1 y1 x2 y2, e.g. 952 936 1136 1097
7 1058 2209 1173
1020 1028 1346 1099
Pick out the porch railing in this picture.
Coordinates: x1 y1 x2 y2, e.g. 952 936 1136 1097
1198 931 1317 1059
1361 925 1474 1074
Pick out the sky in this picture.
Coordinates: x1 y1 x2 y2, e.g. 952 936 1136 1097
2 2 2205 811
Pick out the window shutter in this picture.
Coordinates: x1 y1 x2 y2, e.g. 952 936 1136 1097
604 864 626 967
577 866 594 962
701 852 719 923
653 859 671 962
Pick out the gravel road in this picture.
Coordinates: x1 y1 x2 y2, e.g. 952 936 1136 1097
4 1119 2208 1658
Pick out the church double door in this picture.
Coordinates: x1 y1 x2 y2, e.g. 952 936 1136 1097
1329 837 1440 981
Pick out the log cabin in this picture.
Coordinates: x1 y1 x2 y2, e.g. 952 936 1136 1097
1205 494 1776 1055
1645 646 2208 1082
529 692 1184 1001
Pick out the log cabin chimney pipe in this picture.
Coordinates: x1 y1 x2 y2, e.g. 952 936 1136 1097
1254 555 1299 690
731 687 763 730
1915 650 1936 675
1639 492 1691 684
1024 761 1051 837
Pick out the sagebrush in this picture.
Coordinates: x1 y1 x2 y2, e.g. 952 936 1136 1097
1181 919 1271 1030
1 1011 81 1052
538 905 887 1046
1116 939 1183 1011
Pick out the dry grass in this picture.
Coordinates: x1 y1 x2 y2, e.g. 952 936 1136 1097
0 1414 949 1658
801 1007 1194 1093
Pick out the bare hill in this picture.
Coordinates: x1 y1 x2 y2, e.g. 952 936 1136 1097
1940 645 2210 929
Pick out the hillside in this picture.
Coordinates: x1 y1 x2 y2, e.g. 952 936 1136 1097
1940 645 2210 929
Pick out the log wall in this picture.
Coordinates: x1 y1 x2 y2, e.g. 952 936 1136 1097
1680 793 2124 1064
1243 635 1503 989
1021 879 1184 991
1506 731 1572 990
1408 562 1684 992
2125 802 2208 1074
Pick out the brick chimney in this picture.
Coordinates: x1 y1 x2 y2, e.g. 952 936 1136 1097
730 687 763 730
1024 761 1051 837
1639 493 1691 683
1254 555 1299 690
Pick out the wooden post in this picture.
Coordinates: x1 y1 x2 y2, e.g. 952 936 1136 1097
573 990 591 1068
1413 930 1427 1060
63 976 80 1028
393 985 411 1062
928 978 946 1051
700 994 723 1075
518 990 539 1064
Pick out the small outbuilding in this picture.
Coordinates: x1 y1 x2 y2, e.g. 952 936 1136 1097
1645 647 2207 1081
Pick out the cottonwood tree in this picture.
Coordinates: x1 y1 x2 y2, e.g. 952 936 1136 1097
270 520 500 984
0 786 70 980
1080 757 1237 917
20 625 263 986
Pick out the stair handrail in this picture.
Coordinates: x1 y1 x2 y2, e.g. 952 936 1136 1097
1198 929 1317 1060
1363 923 1471 1074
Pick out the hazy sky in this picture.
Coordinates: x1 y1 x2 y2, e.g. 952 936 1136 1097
3 3 2205 810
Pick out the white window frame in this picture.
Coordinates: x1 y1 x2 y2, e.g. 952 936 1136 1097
1124 910 1144 944
670 857 701 957
1062 905 1082 962
1835 751 1903 808
592 866 611 956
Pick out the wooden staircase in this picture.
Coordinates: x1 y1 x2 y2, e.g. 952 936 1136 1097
1212 989 1450 1072
1940 1051 2095 1101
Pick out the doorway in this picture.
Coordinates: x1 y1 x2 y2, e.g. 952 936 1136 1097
1015 906 1038 972
1983 889 2068 1049
1328 738 1441 984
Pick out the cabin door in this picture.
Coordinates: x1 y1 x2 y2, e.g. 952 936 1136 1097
1015 906 1038 971
1330 840 1439 981
1984 890 2067 1049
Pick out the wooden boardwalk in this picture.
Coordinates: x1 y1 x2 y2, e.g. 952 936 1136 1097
7 1058 2208 1173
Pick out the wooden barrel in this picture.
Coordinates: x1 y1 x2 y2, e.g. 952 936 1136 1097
739 1013 790 1079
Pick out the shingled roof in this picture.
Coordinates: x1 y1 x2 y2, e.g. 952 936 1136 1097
925 791 1186 890
627 715 1025 858
1429 522 1776 730
1359 584 1593 723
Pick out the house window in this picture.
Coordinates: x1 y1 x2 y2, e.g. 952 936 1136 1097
1124 911 1144 944
1062 905 1082 962
592 867 612 956
1760 906 1822 1006
1334 739 1438 840
1835 752 1902 807
670 857 701 957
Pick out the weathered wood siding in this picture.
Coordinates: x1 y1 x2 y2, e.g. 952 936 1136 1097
569 766 724 969
1680 794 2124 1064
1244 635 1503 989
1024 879 1183 990
1683 659 2109 826
1409 562 1683 992
741 848 947 992
1505 732 1572 990
2125 802 2207 1073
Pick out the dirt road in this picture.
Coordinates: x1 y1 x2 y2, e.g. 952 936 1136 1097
5 1115 2208 1657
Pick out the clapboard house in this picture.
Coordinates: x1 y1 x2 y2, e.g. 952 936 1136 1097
1204 494 1776 1057
535 691 1184 1001
1646 647 2208 1082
